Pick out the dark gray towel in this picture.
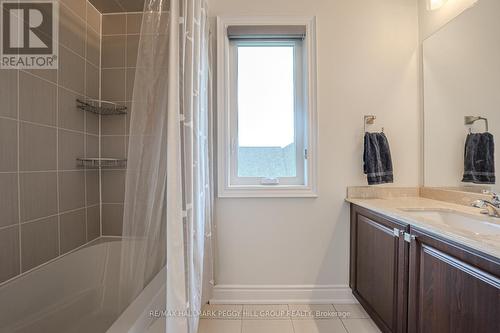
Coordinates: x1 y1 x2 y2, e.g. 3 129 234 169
462 133 495 184
363 132 394 185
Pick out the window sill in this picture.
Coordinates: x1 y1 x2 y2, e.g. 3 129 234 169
217 185 318 198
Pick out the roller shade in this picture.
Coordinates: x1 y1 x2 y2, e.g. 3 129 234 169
227 25 306 40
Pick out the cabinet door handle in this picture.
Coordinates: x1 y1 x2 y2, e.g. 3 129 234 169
403 233 417 243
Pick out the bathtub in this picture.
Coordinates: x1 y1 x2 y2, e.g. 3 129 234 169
0 238 166 333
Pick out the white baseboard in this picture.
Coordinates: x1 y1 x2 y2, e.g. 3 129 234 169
210 284 357 304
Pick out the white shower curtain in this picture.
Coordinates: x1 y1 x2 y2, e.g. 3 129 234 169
118 0 213 332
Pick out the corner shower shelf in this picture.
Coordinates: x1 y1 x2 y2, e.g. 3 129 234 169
77 158 127 168
76 98 127 115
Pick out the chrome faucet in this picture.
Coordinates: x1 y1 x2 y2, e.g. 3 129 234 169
471 191 500 218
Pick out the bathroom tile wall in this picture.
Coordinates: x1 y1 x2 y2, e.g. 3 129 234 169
100 12 141 236
0 0 102 284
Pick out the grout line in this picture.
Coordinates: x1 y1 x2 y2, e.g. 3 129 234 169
287 304 295 333
84 0 89 243
99 10 103 238
55 60 61 255
102 11 144 16
0 224 19 233
339 318 350 333
101 66 138 70
10 206 89 229
15 117 90 135
16 68 22 273
2 169 99 173
123 14 129 158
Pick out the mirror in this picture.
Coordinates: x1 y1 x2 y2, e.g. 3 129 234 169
423 0 500 192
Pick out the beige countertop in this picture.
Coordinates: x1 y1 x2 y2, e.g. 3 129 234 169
346 196 500 259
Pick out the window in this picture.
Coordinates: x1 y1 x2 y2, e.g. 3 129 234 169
217 17 318 197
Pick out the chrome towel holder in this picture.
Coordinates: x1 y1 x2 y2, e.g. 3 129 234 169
364 115 384 134
465 116 489 133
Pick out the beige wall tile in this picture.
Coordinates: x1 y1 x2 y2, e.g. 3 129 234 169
86 2 101 33
88 0 124 14
86 26 101 67
86 170 100 205
86 134 99 158
126 13 143 34
86 205 100 241
59 4 86 57
0 118 18 172
118 0 144 12
59 46 85 95
126 34 139 68
23 69 57 84
59 87 85 132
85 62 100 99
126 68 135 101
86 112 99 135
102 14 126 35
0 226 20 283
101 114 126 135
19 172 58 222
101 135 126 159
101 68 126 101
19 122 57 171
60 208 86 253
102 35 126 68
21 216 59 272
58 129 84 170
0 173 19 228
19 72 57 126
125 102 132 134
61 0 86 20
102 170 125 203
0 69 18 119
102 204 123 236
59 171 86 212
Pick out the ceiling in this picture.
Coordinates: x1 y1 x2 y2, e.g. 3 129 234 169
88 0 145 13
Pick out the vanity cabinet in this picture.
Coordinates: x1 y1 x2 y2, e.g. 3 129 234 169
407 227 500 333
350 205 410 333
350 204 500 333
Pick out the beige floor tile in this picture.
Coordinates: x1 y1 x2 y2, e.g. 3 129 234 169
333 303 369 319
201 304 243 319
242 319 293 333
342 319 381 333
198 319 242 333
242 304 289 320
292 319 347 333
288 304 338 319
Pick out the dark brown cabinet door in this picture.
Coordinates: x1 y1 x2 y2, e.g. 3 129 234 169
350 205 409 333
408 227 500 333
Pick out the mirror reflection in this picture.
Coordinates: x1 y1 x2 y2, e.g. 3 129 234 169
423 0 499 192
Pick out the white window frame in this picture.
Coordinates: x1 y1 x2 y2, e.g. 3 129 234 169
216 16 318 198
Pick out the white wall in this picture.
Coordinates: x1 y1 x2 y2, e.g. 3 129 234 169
418 0 479 40
423 0 500 190
209 0 420 302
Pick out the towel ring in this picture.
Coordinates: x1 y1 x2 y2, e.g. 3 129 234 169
465 116 489 133
364 115 384 134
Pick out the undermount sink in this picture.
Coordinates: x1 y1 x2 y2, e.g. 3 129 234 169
398 209 500 236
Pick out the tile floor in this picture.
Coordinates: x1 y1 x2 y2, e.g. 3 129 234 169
198 303 381 333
